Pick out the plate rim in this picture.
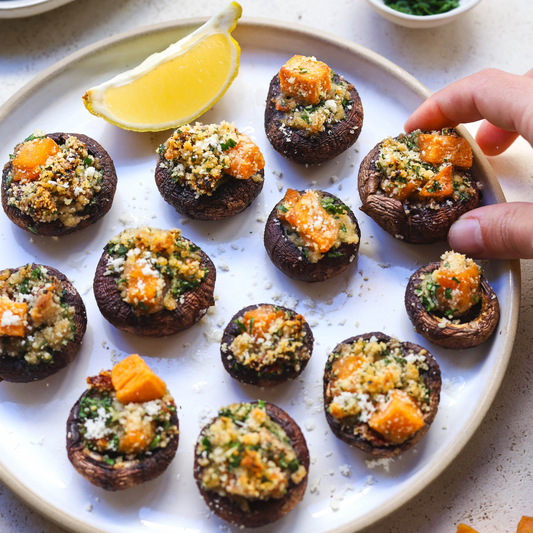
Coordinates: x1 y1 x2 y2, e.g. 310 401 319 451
0 15 521 533
0 0 76 19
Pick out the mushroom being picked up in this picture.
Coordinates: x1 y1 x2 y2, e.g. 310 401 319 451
358 128 480 244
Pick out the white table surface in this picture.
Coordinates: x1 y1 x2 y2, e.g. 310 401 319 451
0 0 532 532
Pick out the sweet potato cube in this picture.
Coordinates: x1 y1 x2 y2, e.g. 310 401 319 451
285 191 339 253
418 134 473 168
456 524 480 533
386 179 420 201
124 259 162 311
112 354 166 404
517 517 533 533
331 354 365 382
279 55 331 105
242 306 285 339
0 299 27 337
12 137 60 182
227 134 265 180
118 428 154 455
434 261 480 314
419 165 454 200
368 390 424 444
277 188 301 221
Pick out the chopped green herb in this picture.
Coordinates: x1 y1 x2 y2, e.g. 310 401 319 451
149 434 161 450
278 204 289 213
288 459 300 473
327 251 344 258
445 288 452 299
383 1 460 17
220 138 237 151
235 319 247 333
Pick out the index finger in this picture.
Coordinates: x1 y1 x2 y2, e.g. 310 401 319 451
404 68 533 147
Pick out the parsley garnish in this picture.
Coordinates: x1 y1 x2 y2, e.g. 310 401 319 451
235 319 247 333
220 138 237 151
445 288 452 299
327 251 344 258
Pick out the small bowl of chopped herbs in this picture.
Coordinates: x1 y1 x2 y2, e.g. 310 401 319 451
366 0 482 28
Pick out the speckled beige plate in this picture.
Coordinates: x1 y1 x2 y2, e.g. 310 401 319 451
0 17 520 533
0 0 75 18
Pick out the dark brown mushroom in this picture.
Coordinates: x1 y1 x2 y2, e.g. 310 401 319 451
358 134 480 244
220 303 313 387
2 132 117 236
194 402 309 528
66 391 179 491
155 158 264 220
405 262 500 349
0 264 87 383
264 73 363 165
323 332 441 458
264 190 360 283
93 238 216 337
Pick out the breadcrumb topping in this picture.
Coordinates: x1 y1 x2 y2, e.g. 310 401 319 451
229 305 310 373
376 129 475 210
416 251 481 318
275 56 353 135
104 227 207 315
278 190 359 263
326 337 429 422
79 370 178 464
0 265 75 365
196 402 306 509
7 134 103 227
159 122 264 197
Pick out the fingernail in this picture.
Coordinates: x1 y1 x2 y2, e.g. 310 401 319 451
448 218 485 254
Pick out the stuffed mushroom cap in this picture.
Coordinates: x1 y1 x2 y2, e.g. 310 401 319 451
155 121 265 220
2 132 117 236
324 332 441 458
221 303 313 387
264 189 360 283
67 355 179 491
358 129 480 244
93 226 216 337
405 253 500 349
0 263 87 383
194 401 309 527
265 55 363 165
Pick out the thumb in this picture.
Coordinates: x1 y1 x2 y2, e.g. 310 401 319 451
448 202 533 259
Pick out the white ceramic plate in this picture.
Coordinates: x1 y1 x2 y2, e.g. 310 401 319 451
0 0 75 19
0 18 520 533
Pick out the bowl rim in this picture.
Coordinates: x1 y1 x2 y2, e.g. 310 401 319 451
366 0 482 21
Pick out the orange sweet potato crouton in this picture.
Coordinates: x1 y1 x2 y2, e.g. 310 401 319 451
0 298 28 337
242 307 285 340
418 134 473 169
12 137 60 182
227 134 265 180
419 165 454 200
111 354 166 404
368 390 424 444
285 191 339 253
518 517 533 533
279 55 331 106
456 524 480 533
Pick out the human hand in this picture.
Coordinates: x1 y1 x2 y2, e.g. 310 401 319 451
404 68 533 259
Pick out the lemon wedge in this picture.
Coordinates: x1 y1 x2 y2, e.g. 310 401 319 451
83 2 242 132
